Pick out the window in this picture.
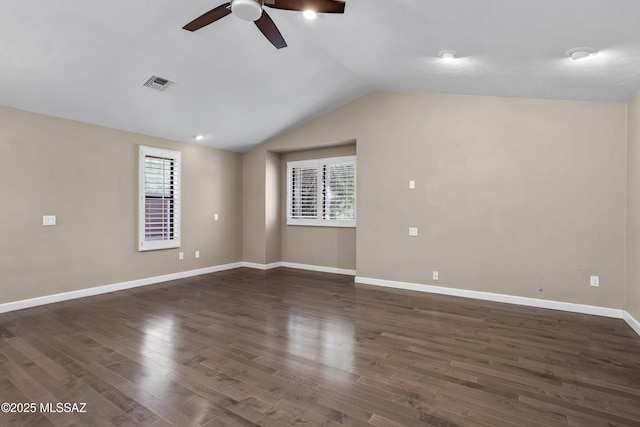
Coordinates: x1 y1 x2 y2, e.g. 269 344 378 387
139 145 181 251
287 155 356 227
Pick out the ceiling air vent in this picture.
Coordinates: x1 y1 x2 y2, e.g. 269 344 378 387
142 75 175 92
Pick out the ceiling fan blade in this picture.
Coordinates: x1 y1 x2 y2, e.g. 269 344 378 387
254 11 287 49
183 3 232 31
264 0 345 13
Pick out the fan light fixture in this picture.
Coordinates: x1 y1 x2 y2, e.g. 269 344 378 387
303 10 317 20
438 50 456 60
232 0 263 21
183 0 345 49
566 47 597 61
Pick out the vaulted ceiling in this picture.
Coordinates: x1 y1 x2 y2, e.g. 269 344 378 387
1 0 639 152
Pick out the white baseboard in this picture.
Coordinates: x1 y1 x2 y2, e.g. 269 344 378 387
241 261 356 276
0 262 243 314
280 262 356 276
2 264 638 339
0 261 354 314
355 276 625 319
241 262 282 270
623 311 640 336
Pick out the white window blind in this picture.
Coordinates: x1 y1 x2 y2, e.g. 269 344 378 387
287 156 356 227
290 166 318 220
325 162 356 221
139 146 181 251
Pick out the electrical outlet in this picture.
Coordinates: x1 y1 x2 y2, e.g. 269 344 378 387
179 252 184 260
433 271 439 281
590 275 599 287
409 227 418 237
195 250 200 259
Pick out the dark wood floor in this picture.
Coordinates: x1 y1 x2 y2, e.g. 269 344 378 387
1 268 639 427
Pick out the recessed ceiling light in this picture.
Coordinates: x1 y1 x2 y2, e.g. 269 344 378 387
566 47 597 61
303 10 317 20
438 50 457 60
194 134 205 141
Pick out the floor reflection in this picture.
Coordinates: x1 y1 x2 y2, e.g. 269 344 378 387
285 312 355 380
139 315 177 396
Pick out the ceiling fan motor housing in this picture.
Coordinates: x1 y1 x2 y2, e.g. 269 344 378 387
232 0 263 21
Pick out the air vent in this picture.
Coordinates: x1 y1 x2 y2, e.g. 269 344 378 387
142 75 175 92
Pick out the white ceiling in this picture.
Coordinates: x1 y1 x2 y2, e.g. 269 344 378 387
1 0 639 152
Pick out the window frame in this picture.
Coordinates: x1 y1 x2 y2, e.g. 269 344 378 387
286 155 356 228
138 145 181 251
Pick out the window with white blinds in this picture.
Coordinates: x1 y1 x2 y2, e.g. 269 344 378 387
138 146 181 251
287 156 356 227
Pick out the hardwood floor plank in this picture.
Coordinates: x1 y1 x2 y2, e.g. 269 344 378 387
1 267 639 426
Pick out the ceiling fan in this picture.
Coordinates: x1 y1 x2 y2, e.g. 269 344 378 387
183 0 346 49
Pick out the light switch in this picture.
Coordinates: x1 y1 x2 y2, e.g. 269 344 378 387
409 227 418 237
43 215 56 226
214 214 219 221
409 180 415 189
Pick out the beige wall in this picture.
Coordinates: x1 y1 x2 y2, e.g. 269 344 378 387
0 106 243 304
280 145 357 270
244 91 627 309
242 99 369 264
265 151 282 264
242 148 267 264
2 91 634 313
242 106 365 266
627 92 640 321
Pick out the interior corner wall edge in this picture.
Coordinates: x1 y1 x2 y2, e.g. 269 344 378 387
625 90 640 323
0 105 243 304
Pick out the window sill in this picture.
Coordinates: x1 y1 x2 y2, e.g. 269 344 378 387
286 219 356 228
